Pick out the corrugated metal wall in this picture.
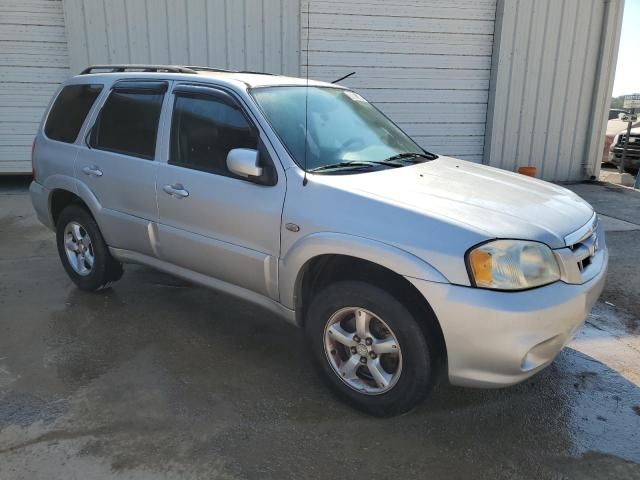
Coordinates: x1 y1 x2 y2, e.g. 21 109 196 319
301 0 497 162
484 0 624 181
0 0 69 173
62 0 300 76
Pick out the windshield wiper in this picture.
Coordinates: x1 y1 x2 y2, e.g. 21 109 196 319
384 152 438 162
309 161 395 173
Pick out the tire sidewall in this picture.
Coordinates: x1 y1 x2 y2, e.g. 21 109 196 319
306 280 433 416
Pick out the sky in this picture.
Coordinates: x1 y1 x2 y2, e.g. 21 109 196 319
612 0 640 96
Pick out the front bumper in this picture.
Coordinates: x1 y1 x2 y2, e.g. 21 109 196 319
407 247 608 388
609 148 640 169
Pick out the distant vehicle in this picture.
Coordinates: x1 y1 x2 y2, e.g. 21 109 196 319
609 126 640 173
608 108 629 120
602 116 640 168
30 65 607 416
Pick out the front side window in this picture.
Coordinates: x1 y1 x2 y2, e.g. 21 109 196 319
251 86 425 171
45 84 103 143
170 94 257 175
90 89 164 159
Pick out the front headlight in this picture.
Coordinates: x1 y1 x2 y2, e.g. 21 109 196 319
611 134 620 149
467 240 560 290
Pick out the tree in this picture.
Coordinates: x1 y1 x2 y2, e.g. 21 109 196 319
611 96 625 109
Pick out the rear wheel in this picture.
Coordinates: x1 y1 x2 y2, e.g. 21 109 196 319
56 204 123 291
306 280 435 416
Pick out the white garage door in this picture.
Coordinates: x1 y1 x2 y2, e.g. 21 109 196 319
303 0 496 162
0 0 69 174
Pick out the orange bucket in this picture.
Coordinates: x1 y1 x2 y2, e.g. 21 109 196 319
518 166 537 177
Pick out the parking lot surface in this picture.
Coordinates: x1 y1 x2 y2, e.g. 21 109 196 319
1 178 639 479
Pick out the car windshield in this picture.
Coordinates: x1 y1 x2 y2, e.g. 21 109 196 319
250 86 427 171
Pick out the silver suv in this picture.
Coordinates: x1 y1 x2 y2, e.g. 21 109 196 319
30 65 608 416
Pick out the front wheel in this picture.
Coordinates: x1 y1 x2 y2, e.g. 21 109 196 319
306 281 435 416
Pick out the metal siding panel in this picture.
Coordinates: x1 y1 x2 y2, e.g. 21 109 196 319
0 23 66 42
206 0 228 67
226 0 246 70
1 0 70 173
500 0 533 171
186 0 208 65
308 13 494 34
540 0 579 180
304 0 495 161
584 0 623 180
244 0 265 71
63 0 300 73
104 0 130 63
126 0 151 63
304 31 494 57
282 0 300 76
486 0 620 181
555 2 595 181
528 2 563 176
82 0 110 64
146 0 170 63
166 0 189 63
515 0 549 171
485 0 516 168
569 0 605 180
309 0 496 20
263 0 282 73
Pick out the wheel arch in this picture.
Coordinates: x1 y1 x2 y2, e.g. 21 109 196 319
280 232 448 311
279 233 449 374
46 176 103 228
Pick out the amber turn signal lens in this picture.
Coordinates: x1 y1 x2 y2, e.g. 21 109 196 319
469 249 493 286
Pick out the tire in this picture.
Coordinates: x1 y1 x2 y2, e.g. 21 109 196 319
306 280 435 416
55 204 123 291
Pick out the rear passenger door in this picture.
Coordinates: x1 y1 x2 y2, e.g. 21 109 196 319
77 80 168 257
156 84 285 299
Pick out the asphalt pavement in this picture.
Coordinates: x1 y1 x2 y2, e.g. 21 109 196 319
1 177 639 479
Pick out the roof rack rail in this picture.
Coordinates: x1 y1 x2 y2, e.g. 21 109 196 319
80 65 198 75
184 65 234 73
186 65 275 76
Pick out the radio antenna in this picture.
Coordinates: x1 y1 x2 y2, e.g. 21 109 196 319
302 0 311 186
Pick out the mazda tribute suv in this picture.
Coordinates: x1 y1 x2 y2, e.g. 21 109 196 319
30 65 608 416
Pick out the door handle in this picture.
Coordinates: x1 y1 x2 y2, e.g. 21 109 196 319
162 183 189 199
82 165 103 177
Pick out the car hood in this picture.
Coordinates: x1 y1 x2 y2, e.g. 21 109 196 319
321 157 594 249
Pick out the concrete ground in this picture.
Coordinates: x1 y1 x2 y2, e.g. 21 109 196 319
1 177 639 480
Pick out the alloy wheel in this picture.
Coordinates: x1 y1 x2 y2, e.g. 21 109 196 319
323 307 402 395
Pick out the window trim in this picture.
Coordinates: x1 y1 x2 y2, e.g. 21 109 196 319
168 85 277 184
88 81 168 160
42 83 104 145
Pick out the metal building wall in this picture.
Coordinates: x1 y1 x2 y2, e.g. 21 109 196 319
302 0 497 163
484 0 624 182
0 0 70 174
62 0 301 76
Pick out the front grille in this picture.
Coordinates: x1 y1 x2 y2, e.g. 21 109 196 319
567 227 598 273
616 134 640 147
557 215 604 284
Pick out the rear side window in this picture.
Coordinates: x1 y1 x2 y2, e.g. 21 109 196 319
90 87 165 159
44 84 103 143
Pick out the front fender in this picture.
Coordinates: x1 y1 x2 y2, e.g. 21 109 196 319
279 231 449 310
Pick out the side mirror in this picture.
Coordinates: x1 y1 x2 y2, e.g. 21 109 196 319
227 148 263 179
